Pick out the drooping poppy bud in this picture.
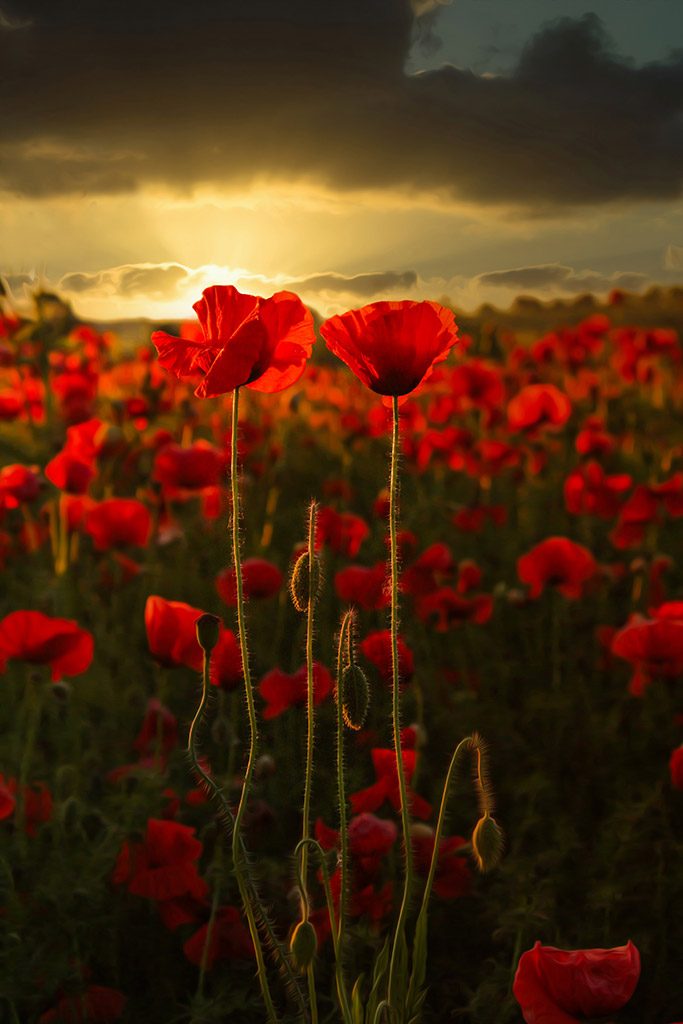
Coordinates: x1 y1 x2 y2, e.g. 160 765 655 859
289 919 318 973
471 813 504 873
195 613 222 654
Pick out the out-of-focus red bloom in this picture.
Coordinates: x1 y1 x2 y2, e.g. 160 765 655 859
152 285 315 397
215 558 283 605
517 537 598 599
457 560 482 594
0 775 53 835
51 370 97 425
316 506 370 558
507 384 572 432
133 699 178 759
611 615 683 695
348 812 398 858
320 300 458 403
45 450 96 495
0 390 23 421
453 504 507 532
0 611 93 680
209 629 244 690
450 359 505 410
411 826 471 899
0 464 41 508
144 596 206 672
350 748 432 820
610 485 659 549
152 441 224 492
112 818 208 902
335 563 389 610
38 985 126 1024
575 417 616 457
564 462 631 519
670 746 683 789
401 543 454 597
361 630 414 687
513 940 640 1023
84 498 151 550
416 588 493 630
259 662 332 718
183 906 254 967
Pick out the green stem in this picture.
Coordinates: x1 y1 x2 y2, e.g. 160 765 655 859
300 502 318 914
228 386 279 1024
336 613 354 1024
189 639 280 1023
387 395 414 1010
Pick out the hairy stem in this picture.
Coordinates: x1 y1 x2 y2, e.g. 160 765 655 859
387 395 413 1009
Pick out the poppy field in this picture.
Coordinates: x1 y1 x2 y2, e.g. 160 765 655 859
1 284 683 1024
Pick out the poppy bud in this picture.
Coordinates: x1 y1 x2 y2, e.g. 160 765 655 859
195 613 221 653
289 552 322 612
338 663 370 730
51 680 71 703
471 812 504 873
290 919 318 973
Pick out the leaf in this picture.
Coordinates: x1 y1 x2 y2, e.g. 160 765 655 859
406 910 429 1017
352 976 365 1024
366 936 391 1024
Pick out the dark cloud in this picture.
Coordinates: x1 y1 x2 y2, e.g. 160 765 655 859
56 263 418 302
1 5 682 208
293 269 417 296
475 263 651 294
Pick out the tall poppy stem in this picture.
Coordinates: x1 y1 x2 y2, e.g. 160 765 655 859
300 501 318 910
229 386 279 1024
387 394 413 1007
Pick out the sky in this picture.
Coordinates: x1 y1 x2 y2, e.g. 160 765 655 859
1 0 683 322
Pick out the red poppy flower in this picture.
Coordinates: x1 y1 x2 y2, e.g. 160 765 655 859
334 563 389 610
320 300 458 402
133 699 178 759
152 285 315 397
215 558 283 605
209 629 243 690
144 596 206 672
348 812 398 858
564 462 631 520
400 543 455 597
152 441 224 493
670 746 683 789
44 450 96 495
38 985 126 1024
315 506 370 558
453 504 507 532
183 906 254 967
513 940 640 1023
416 588 493 630
611 615 683 696
517 537 598 599
0 774 53 835
258 662 332 718
350 748 432 821
0 611 93 681
84 498 151 550
411 827 471 899
507 384 572 432
360 630 414 687
112 818 208 902
0 464 41 508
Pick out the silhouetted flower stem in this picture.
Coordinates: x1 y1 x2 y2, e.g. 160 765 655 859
300 501 318 910
228 387 280 1023
335 611 355 1024
387 394 414 1009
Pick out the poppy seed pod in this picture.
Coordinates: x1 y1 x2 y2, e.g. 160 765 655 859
338 663 370 730
289 551 322 612
195 613 222 653
289 919 318 973
471 812 504 873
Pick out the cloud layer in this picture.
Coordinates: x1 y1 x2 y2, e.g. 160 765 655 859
2 3 682 210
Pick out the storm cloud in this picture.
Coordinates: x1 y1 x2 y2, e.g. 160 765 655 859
1 3 682 210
